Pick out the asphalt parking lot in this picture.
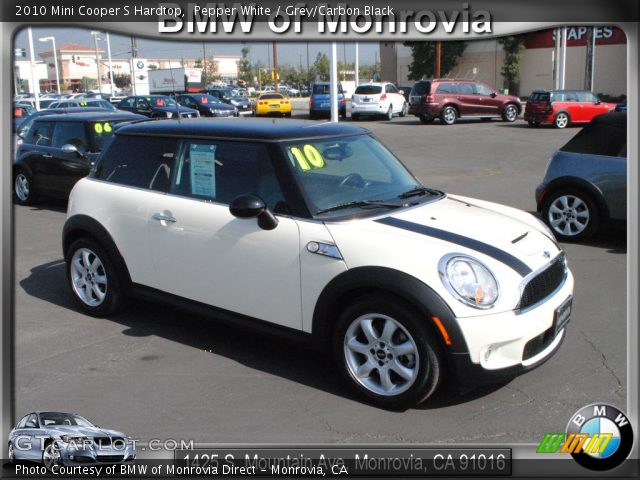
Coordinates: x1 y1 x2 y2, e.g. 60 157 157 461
14 105 626 446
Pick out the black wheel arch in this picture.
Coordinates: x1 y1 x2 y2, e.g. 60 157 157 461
62 214 132 289
312 266 468 357
13 160 34 179
538 177 609 221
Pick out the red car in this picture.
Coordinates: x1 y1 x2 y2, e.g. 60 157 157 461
524 90 616 129
408 79 522 125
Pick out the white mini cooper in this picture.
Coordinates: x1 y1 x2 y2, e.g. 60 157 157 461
63 118 573 409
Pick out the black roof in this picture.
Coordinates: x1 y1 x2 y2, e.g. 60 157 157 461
33 111 145 123
115 118 370 141
590 111 626 127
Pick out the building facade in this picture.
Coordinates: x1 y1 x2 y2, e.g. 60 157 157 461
380 26 627 97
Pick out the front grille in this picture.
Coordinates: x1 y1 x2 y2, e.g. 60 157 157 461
96 455 124 463
94 437 124 448
518 254 566 310
522 325 556 360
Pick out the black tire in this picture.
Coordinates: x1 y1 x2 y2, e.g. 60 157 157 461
399 103 408 117
385 106 393 121
333 293 443 409
13 169 37 206
553 111 570 129
285 112 292 118
527 119 541 128
340 109 347 119
419 115 434 124
351 113 360 121
42 441 61 472
440 106 457 125
541 187 600 242
502 104 519 122
308 112 316 120
65 238 126 317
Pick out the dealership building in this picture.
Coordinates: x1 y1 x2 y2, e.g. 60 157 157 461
380 26 627 97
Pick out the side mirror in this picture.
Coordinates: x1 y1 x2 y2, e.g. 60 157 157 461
595 100 601 105
61 144 82 156
399 89 405 95
229 194 278 231
490 92 497 98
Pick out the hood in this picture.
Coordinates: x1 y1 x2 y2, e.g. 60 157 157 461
325 195 562 317
205 102 236 110
155 105 197 114
46 425 126 438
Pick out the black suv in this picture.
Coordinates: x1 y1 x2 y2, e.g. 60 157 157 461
176 94 238 117
117 95 199 119
13 111 144 204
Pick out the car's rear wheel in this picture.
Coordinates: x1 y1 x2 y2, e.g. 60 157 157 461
334 294 443 409
351 113 360 121
399 103 408 117
440 106 457 125
554 112 570 129
42 441 60 471
502 104 518 122
542 188 599 242
14 170 37 206
66 238 125 316
385 106 393 120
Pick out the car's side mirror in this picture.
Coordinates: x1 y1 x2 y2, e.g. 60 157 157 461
595 100 601 105
490 92 497 98
61 144 83 157
229 194 278 231
399 89 404 95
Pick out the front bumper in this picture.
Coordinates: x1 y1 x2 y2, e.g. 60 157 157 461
449 269 574 387
59 445 136 465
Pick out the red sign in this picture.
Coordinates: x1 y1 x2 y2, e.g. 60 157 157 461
524 26 626 49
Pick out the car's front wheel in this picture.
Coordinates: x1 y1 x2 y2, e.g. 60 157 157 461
502 104 518 122
66 238 126 316
542 188 599 242
42 441 61 471
334 294 443 409
8 442 15 464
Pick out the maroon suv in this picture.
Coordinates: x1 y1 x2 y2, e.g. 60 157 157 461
408 79 522 125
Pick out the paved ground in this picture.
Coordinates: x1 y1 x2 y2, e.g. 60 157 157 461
14 106 626 447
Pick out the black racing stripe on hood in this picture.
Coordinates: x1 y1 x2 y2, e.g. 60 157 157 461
376 217 533 277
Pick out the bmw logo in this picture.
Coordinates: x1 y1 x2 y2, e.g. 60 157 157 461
136 60 145 69
566 404 634 471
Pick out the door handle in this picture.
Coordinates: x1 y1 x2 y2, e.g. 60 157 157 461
152 213 177 223
42 153 52 159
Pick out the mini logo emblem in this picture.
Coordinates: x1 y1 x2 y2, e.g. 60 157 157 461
543 250 551 259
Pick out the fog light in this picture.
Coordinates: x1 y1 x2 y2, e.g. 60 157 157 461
69 455 75 461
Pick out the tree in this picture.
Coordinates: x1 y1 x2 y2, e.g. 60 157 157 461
202 57 220 86
405 41 467 80
498 35 525 95
359 63 380 82
311 53 329 81
113 73 130 89
238 47 254 84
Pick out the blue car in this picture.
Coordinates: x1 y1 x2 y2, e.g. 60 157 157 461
309 82 347 119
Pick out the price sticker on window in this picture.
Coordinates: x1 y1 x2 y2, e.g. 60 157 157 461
93 122 113 134
289 145 325 172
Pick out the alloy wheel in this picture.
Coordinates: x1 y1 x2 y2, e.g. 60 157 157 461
43 443 60 471
70 248 108 307
14 173 30 202
555 113 569 128
343 313 420 396
547 194 590 237
504 105 517 122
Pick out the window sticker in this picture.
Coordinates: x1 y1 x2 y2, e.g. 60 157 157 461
93 122 113 134
289 145 325 172
94 123 103 134
201 96 208 104
189 143 217 198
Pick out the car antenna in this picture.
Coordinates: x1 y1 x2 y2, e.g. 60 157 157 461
168 67 181 123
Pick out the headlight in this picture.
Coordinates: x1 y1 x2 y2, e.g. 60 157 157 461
440 255 499 309
165 112 173 118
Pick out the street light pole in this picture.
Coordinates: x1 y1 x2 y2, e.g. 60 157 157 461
39 36 60 94
330 42 338 123
106 32 114 95
27 27 40 109
91 31 102 92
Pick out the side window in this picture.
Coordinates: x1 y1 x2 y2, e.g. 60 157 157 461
576 91 597 103
182 97 196 108
136 98 149 109
170 140 286 212
51 122 89 151
457 83 475 94
25 414 38 428
94 136 177 192
436 83 454 94
121 98 134 108
474 83 494 96
385 84 397 94
26 121 53 146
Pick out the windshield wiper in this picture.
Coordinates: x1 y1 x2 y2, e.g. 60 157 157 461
315 200 408 215
398 186 439 199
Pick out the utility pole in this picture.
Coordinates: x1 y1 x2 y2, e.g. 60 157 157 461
130 36 137 95
106 32 114 95
306 42 310 83
202 43 207 86
272 41 279 92
27 27 40 109
91 31 102 92
330 42 338 122
355 42 359 86
584 27 596 91
435 41 442 78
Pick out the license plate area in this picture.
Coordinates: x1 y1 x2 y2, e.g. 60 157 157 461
553 296 572 336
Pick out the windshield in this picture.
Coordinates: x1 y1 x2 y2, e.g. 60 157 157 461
152 97 177 107
194 94 223 105
39 412 94 427
281 134 423 216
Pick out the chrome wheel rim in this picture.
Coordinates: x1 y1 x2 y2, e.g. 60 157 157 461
70 248 108 307
387 107 393 119
15 174 29 201
43 443 60 471
443 108 455 124
548 194 590 236
343 313 420 396
555 113 568 128
505 106 517 121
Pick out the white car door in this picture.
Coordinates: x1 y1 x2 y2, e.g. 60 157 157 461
386 84 405 113
145 139 303 330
